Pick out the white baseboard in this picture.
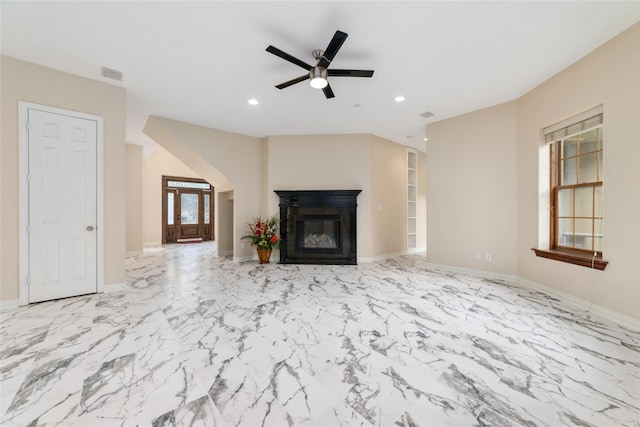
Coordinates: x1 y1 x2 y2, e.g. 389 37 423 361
426 262 639 331
426 262 517 282
516 277 640 331
144 241 162 247
126 250 143 257
103 282 127 293
360 248 427 263
0 299 20 313
359 250 411 263
218 250 233 257
408 247 427 254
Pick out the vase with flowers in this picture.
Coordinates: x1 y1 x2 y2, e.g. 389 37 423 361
241 215 281 264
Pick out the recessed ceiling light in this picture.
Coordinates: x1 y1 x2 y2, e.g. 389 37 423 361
394 96 405 103
248 99 259 106
424 137 428 141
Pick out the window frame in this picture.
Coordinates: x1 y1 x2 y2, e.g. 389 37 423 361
550 127 603 256
533 110 608 270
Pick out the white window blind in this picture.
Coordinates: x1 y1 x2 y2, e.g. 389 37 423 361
544 105 603 143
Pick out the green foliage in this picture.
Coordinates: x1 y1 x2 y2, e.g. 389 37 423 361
241 215 281 249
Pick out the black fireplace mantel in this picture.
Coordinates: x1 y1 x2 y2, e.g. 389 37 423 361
275 190 361 265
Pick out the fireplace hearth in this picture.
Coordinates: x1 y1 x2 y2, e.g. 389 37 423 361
275 190 361 265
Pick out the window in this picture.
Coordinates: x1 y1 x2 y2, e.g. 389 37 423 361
167 180 211 190
552 127 603 253
533 106 607 270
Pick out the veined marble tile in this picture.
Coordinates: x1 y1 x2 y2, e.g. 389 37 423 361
152 394 227 427
2 350 86 426
1 242 638 426
75 353 144 426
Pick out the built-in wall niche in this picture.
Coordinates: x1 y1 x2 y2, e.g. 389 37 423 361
407 148 418 250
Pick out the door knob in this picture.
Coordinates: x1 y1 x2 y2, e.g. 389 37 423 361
86 226 94 231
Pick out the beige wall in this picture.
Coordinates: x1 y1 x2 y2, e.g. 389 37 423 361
1 56 126 301
516 22 640 320
144 116 262 260
370 135 407 257
427 101 518 275
264 134 373 258
427 22 640 320
142 145 201 246
216 190 234 256
125 144 144 255
144 127 421 261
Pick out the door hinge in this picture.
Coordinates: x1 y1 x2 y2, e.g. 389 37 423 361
26 276 30 285
26 121 31 131
27 173 31 182
27 224 30 233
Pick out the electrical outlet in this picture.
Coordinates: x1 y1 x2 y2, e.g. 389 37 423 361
475 252 481 260
486 253 492 261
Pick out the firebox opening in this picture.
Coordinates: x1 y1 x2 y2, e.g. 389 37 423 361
296 215 342 252
275 190 361 265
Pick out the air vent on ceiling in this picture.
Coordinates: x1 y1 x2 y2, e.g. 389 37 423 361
101 66 123 81
419 111 435 119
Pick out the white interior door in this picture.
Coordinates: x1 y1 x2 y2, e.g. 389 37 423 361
27 108 98 302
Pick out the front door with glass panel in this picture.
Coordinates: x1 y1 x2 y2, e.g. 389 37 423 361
162 176 214 243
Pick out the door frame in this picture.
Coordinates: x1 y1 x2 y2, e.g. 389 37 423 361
18 101 105 305
162 175 214 244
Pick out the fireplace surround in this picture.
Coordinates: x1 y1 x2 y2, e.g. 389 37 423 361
275 190 361 265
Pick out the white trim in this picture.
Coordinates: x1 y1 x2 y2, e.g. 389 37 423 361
516 277 640 331
144 241 162 247
425 262 639 331
103 282 127 293
407 246 427 254
96 116 105 295
18 104 29 305
359 250 420 263
126 250 144 257
18 102 105 304
426 262 517 282
0 299 20 313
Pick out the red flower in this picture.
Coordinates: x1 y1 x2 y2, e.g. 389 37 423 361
271 235 279 243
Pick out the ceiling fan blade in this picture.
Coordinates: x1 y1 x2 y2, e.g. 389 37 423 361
266 45 313 71
322 84 335 99
328 69 375 78
317 30 348 68
275 74 309 89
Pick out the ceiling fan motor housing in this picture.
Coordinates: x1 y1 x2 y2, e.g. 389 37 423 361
309 66 328 89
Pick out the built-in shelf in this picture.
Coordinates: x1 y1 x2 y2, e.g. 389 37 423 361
407 148 417 251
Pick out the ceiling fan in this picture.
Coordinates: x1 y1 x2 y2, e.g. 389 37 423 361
266 30 374 99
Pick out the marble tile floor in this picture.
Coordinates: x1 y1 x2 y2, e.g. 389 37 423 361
1 241 639 426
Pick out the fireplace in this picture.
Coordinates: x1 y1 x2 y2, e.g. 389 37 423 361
275 190 361 265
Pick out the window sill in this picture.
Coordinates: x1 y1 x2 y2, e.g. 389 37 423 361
532 248 608 271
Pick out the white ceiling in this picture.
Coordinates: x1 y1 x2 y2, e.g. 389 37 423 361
3 1 640 154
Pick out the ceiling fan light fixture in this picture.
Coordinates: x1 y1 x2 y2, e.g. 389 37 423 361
309 66 328 89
